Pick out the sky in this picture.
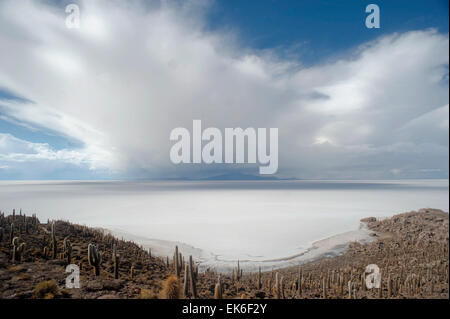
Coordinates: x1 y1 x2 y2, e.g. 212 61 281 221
0 0 448 180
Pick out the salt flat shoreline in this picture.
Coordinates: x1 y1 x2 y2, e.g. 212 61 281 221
105 220 377 273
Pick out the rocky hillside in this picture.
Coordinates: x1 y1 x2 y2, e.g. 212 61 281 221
0 208 448 299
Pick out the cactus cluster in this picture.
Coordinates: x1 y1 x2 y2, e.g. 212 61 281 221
231 260 243 282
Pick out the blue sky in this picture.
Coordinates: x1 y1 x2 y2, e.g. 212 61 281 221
0 0 448 180
207 0 449 63
0 88 82 150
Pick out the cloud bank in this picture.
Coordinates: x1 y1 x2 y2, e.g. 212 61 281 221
0 0 448 179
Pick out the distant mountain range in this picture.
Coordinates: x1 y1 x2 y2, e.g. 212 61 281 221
176 172 298 181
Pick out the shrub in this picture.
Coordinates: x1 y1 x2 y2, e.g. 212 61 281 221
33 280 59 299
160 275 180 299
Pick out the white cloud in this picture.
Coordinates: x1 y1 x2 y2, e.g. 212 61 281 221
0 0 448 179
0 133 102 168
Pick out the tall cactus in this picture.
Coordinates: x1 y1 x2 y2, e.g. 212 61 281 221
275 272 281 299
237 260 240 281
214 275 223 299
12 237 25 263
113 244 120 279
63 237 72 264
130 265 135 279
378 273 383 298
179 252 183 272
257 266 262 289
183 264 189 298
188 255 197 299
43 246 49 258
174 246 180 278
88 243 101 276
51 222 57 259
297 268 302 296
387 274 392 298
9 223 14 244
361 273 366 291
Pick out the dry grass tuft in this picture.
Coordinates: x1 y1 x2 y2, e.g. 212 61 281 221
160 275 180 299
12 273 31 281
8 265 24 272
140 288 158 299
